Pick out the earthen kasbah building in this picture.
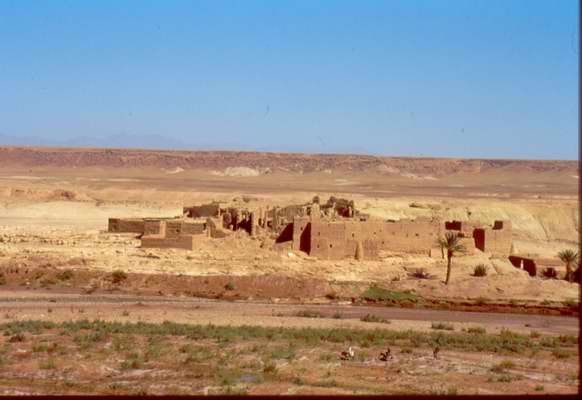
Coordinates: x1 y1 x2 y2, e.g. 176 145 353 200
108 196 513 260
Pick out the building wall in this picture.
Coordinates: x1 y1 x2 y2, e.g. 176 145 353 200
141 234 196 250
143 220 164 236
481 220 512 256
445 220 482 237
291 217 310 251
307 219 440 259
183 203 220 218
294 217 511 260
508 255 537 276
108 218 145 233
181 221 206 235
206 217 229 238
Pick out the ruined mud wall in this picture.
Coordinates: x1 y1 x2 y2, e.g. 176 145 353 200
481 221 512 256
379 219 441 254
108 218 145 233
143 220 164 236
306 217 444 259
206 217 229 238
292 217 310 251
141 234 196 250
183 203 220 218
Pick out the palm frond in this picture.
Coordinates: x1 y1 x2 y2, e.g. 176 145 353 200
558 249 578 263
437 231 466 254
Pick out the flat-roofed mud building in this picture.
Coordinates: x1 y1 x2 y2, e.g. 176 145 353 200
283 217 512 260
108 198 513 259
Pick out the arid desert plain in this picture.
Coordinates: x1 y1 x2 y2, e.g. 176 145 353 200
0 146 579 395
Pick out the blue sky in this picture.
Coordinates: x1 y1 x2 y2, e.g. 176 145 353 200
0 0 578 159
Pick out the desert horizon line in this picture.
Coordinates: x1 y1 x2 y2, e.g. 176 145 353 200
0 144 577 163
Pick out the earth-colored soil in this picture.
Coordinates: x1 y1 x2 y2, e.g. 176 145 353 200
0 146 579 395
0 309 578 395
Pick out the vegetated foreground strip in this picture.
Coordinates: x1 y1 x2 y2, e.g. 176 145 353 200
0 292 578 337
0 320 578 395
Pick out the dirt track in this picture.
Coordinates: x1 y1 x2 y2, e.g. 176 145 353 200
0 290 577 337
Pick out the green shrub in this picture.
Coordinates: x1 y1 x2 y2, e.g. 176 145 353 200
431 322 454 331
488 373 521 383
120 353 143 370
224 282 236 291
474 297 489 305
270 346 296 360
111 270 128 284
361 286 418 303
411 268 433 279
473 264 488 277
360 314 391 324
314 379 338 388
551 348 573 359
295 310 324 318
292 377 306 386
262 362 277 376
467 326 486 334
56 270 74 281
9 333 25 343
563 298 579 308
39 358 56 370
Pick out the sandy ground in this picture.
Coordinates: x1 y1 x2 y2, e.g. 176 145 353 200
0 199 578 304
0 152 579 395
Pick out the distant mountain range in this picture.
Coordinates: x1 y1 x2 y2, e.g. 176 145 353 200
0 134 201 151
0 145 577 179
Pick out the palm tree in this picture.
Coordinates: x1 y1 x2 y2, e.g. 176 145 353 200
437 232 466 285
558 249 578 283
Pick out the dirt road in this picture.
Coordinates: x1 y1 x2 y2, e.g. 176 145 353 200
0 290 577 336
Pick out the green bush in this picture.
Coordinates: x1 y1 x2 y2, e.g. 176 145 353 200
467 326 486 334
111 270 128 284
39 358 56 370
262 362 277 376
56 269 74 281
295 310 324 318
473 264 488 277
361 286 418 303
360 314 391 324
551 348 573 359
224 282 236 291
411 268 433 279
270 346 296 360
431 322 454 331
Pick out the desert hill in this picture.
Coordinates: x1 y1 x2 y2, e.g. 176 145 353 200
0 146 577 177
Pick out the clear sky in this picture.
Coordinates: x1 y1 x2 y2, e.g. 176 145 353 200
0 0 578 159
